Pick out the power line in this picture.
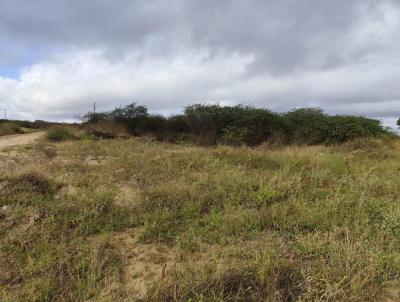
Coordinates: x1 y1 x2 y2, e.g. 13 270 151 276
0 107 7 120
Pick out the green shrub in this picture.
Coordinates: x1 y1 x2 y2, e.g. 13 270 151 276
46 126 79 142
326 115 385 143
185 104 283 145
283 108 387 145
80 103 391 146
283 108 329 144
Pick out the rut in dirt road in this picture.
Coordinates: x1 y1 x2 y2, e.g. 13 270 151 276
0 132 45 150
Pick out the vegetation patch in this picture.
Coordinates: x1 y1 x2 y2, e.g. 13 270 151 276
0 173 56 206
1 137 400 301
148 261 304 302
46 126 80 142
81 103 392 147
0 122 23 136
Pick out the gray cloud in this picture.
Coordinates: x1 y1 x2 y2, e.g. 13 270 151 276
0 0 399 128
0 0 393 68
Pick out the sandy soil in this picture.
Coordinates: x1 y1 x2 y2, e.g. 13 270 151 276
0 132 45 150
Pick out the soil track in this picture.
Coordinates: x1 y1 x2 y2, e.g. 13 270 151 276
0 132 45 150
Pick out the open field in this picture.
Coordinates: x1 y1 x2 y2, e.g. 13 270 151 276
1 137 400 301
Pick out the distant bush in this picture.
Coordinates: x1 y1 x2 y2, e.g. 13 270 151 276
326 115 385 143
81 103 391 146
139 114 168 135
46 126 79 142
229 106 284 145
0 119 55 130
283 108 328 144
84 120 129 139
147 115 191 142
185 104 283 145
31 120 54 129
83 102 149 135
167 115 191 133
283 108 387 145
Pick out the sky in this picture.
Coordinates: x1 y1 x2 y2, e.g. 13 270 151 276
0 0 399 128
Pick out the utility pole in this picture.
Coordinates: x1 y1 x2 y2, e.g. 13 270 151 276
4 108 6 120
93 102 96 120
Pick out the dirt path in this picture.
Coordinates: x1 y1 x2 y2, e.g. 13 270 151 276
0 132 45 150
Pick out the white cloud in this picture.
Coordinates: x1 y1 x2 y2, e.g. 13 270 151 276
8 49 254 120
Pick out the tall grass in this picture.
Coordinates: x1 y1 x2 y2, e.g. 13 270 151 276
0 122 22 136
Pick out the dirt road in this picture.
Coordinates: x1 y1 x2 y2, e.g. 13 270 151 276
0 132 45 150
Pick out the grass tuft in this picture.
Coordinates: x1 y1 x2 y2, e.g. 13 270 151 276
0 173 56 206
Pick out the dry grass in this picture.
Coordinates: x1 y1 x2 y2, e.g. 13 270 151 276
0 122 23 136
1 137 400 301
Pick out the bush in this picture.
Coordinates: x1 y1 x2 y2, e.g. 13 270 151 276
283 108 386 145
139 115 168 135
80 103 391 146
0 122 23 136
46 126 79 142
83 102 149 135
283 108 329 144
167 115 190 133
84 120 128 139
326 115 385 143
185 104 283 145
230 106 284 145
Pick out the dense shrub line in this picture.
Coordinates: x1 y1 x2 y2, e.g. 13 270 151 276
82 103 391 146
0 119 57 129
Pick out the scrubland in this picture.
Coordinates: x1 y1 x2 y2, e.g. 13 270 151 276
1 136 400 301
0 120 56 137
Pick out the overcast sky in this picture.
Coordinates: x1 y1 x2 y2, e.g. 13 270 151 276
0 0 399 127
